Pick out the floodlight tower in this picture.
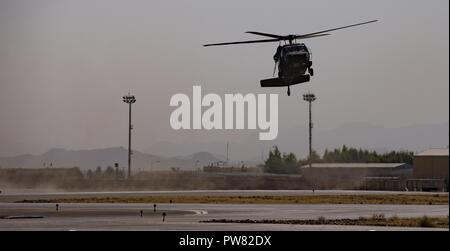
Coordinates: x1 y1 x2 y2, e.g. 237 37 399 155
303 93 316 168
123 93 136 179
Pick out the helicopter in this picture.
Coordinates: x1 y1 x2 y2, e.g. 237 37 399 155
204 20 378 96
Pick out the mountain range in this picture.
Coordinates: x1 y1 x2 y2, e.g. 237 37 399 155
0 122 447 170
0 147 226 171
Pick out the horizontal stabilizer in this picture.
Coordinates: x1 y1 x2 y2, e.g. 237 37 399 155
260 75 310 87
260 77 286 87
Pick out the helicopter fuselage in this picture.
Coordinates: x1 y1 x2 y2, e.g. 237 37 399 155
277 43 312 82
260 43 313 95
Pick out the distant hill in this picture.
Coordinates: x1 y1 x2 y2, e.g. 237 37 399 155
0 122 447 167
0 147 225 171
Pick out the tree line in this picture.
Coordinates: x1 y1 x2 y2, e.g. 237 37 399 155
85 166 126 180
264 145 414 174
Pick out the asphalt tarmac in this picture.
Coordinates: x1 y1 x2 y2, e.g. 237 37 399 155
0 201 448 231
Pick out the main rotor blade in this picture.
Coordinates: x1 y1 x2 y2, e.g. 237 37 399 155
245 31 285 39
203 38 280 47
295 20 378 39
297 33 331 39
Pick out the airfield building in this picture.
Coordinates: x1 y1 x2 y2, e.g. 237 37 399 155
299 163 412 190
413 148 449 180
407 148 449 191
299 163 412 177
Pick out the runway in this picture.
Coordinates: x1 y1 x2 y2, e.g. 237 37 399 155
0 202 448 231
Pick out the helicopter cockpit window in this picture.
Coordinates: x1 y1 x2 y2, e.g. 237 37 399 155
284 46 302 53
284 47 295 53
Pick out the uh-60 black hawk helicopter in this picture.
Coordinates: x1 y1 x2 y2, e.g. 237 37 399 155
204 20 378 96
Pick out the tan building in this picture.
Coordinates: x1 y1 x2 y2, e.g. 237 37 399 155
299 163 412 190
413 148 449 180
299 163 412 178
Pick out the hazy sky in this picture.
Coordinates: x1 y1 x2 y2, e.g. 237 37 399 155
0 0 448 157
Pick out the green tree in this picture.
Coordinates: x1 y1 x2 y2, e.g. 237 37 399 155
264 146 284 174
86 169 94 179
283 152 298 174
94 166 102 178
104 166 115 179
66 167 84 179
309 149 321 163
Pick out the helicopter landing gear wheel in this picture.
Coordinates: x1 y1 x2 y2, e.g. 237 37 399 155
287 86 291 96
308 67 314 77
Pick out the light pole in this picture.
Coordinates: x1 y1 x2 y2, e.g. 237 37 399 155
226 142 229 166
123 93 136 178
303 93 316 168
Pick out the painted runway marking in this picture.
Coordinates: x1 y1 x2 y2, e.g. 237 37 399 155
188 210 208 215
